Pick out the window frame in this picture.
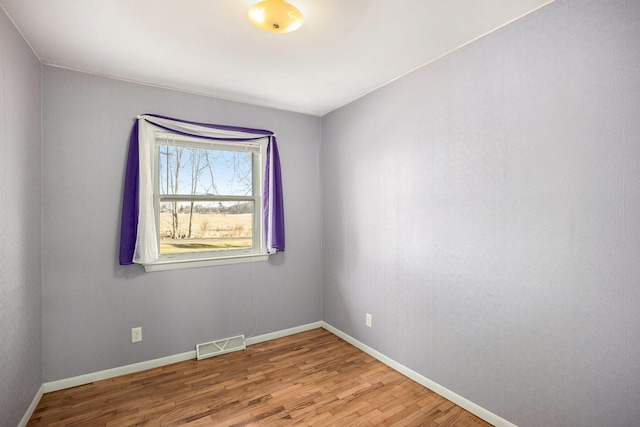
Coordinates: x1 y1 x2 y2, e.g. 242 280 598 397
142 132 269 272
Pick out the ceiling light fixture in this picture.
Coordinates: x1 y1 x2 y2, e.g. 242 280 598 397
248 0 304 34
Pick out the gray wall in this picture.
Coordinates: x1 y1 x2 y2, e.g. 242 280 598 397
322 1 640 426
0 8 43 427
42 67 322 381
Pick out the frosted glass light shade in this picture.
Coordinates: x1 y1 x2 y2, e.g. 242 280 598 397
248 0 304 33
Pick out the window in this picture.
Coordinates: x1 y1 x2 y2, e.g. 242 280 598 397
156 134 265 262
119 115 285 272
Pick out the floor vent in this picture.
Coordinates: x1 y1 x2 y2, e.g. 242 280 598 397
196 335 246 360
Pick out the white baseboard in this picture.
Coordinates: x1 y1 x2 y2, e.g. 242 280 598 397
245 321 322 345
42 321 323 394
18 384 44 427
321 321 517 427
43 350 196 393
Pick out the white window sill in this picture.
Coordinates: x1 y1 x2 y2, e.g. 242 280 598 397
142 253 270 272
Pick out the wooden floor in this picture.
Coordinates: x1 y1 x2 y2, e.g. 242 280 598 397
29 328 492 426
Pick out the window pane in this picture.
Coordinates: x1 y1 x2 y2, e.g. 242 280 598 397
158 145 253 196
159 201 253 254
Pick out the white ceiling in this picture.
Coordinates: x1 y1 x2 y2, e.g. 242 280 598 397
1 0 552 116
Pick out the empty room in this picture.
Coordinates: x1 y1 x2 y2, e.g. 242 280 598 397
1 0 639 426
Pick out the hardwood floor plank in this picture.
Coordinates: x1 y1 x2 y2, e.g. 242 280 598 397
28 328 492 426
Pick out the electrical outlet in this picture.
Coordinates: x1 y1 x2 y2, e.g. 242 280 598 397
131 327 142 343
366 313 372 328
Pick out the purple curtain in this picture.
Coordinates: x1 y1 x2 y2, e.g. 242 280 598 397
265 138 285 251
119 114 285 265
119 121 139 265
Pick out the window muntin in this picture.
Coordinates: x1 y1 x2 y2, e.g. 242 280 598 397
154 134 264 261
